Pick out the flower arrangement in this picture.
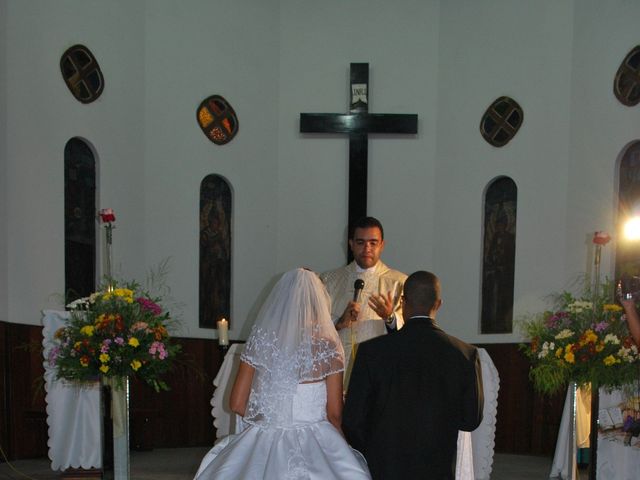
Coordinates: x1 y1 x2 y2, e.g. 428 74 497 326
520 278 640 395
50 280 181 392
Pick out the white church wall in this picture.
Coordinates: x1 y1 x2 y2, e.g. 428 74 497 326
5 0 640 347
565 1 640 288
4 1 146 325
142 1 281 339
0 0 7 322
434 1 575 343
276 0 439 278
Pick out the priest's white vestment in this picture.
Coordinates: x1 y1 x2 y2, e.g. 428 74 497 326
320 261 407 368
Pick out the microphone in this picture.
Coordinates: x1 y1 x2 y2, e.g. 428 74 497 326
353 279 365 303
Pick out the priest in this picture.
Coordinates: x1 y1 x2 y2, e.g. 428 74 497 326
320 217 407 373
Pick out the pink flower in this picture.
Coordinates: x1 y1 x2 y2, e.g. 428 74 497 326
136 297 162 316
593 231 611 245
99 208 116 223
149 341 168 359
594 321 609 332
131 321 150 332
48 346 60 366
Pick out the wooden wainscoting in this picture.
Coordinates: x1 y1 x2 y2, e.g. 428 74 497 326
477 343 565 455
0 322 565 460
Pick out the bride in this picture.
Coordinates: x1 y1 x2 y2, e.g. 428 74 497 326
194 268 371 479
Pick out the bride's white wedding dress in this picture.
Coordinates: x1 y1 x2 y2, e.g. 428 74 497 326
194 381 371 479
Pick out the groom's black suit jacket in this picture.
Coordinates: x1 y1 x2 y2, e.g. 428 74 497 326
342 316 484 480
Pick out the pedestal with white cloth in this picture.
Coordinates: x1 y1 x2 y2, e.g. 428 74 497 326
42 310 102 471
551 385 640 480
210 345 499 480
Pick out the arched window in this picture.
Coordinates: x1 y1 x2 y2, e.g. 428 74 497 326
199 175 232 328
481 176 517 334
64 138 96 304
615 141 640 280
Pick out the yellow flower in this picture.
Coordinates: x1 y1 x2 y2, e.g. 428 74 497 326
99 365 110 373
604 304 623 312
80 325 95 337
564 350 575 364
74 341 82 350
130 359 142 371
128 337 140 347
556 347 564 358
582 329 597 344
596 342 605 352
99 353 110 363
603 355 619 366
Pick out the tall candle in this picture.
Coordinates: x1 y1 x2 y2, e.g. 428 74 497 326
217 318 229 346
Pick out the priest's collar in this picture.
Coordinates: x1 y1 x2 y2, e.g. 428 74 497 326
355 262 378 274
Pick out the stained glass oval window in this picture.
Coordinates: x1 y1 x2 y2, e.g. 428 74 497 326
613 46 640 107
197 95 239 145
60 45 104 104
480 96 523 147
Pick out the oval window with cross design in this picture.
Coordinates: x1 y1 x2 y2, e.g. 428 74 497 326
480 96 523 147
60 45 104 104
197 95 239 145
614 45 640 107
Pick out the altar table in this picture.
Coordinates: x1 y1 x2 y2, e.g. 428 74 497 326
42 310 102 470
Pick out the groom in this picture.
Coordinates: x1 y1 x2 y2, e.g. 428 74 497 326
342 271 484 479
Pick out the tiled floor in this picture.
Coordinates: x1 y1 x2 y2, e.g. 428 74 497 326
0 448 558 479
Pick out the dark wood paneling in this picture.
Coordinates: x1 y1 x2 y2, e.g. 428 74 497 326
130 337 228 449
477 343 564 455
1 321 8 458
5 323 48 459
2 322 565 460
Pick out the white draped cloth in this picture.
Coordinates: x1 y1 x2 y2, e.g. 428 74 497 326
211 345 499 480
42 310 102 470
551 385 640 480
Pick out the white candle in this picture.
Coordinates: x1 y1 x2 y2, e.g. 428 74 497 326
217 318 229 346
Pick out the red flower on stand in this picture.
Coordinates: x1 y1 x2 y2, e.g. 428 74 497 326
593 231 611 246
99 208 116 223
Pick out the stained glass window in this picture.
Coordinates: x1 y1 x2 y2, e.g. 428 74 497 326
196 95 239 145
616 141 640 280
480 97 523 147
65 138 96 305
199 175 232 328
60 45 104 104
481 176 517 334
614 46 640 107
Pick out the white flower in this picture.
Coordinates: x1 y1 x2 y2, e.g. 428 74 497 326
537 341 556 359
555 329 574 340
604 334 620 345
567 301 593 313
66 297 90 310
617 346 638 363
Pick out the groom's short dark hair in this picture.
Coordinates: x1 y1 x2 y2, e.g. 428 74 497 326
404 271 440 312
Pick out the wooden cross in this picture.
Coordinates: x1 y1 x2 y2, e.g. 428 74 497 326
300 63 418 259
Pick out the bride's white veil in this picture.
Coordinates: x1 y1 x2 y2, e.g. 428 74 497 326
241 268 344 426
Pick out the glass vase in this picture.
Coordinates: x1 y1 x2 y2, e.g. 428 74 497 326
104 376 130 480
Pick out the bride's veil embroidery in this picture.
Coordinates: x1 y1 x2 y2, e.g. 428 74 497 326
241 268 344 427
